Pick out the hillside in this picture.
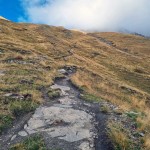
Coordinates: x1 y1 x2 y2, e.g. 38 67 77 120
0 19 150 150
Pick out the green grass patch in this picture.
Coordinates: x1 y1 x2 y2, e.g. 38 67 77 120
9 135 47 150
0 115 13 134
126 111 139 122
0 86 18 93
9 135 62 150
6 69 41 76
9 100 38 116
80 92 102 102
126 111 143 129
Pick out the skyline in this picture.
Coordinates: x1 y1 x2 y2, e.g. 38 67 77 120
0 0 150 36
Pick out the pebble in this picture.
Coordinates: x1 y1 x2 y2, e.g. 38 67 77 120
51 84 70 91
69 96 75 99
18 131 28 137
139 132 145 137
4 93 12 97
58 69 67 74
90 144 94 148
0 70 5 76
11 135 17 141
24 124 28 129
79 142 91 150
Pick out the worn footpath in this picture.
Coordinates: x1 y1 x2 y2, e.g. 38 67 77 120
0 68 113 150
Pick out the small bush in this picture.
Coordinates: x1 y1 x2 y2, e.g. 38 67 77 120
100 105 110 114
47 89 61 99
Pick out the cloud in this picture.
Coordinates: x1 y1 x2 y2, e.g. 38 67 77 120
20 0 150 36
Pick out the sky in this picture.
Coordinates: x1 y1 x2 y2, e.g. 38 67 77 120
0 0 24 22
0 0 150 36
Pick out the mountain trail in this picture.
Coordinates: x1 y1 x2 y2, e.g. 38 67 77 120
0 67 113 150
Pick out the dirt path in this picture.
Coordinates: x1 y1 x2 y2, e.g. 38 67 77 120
88 34 141 59
0 68 113 150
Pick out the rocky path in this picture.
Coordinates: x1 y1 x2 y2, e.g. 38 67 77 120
0 68 113 150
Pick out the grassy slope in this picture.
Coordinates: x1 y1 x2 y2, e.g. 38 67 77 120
0 20 150 149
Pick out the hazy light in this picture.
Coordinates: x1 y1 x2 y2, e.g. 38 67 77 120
20 0 150 36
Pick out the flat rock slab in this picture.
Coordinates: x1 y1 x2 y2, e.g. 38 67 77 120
22 80 96 149
25 105 95 149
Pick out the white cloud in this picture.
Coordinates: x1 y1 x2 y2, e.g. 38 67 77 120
20 0 150 36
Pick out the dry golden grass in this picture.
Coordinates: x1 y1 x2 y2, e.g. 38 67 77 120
108 122 131 150
0 19 149 148
144 136 150 150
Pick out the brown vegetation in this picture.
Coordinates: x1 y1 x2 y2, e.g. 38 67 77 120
0 19 150 149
